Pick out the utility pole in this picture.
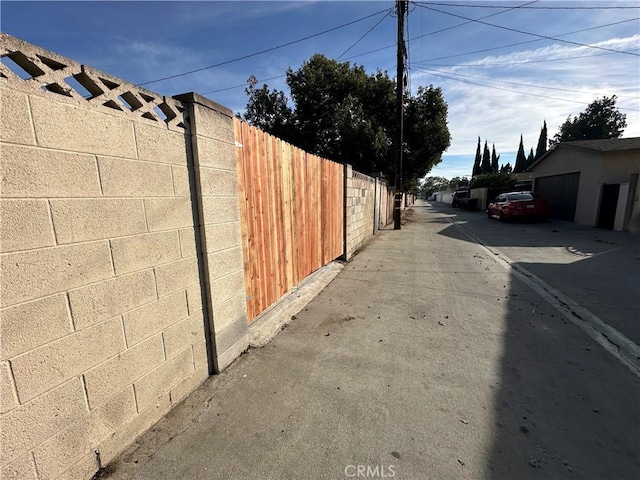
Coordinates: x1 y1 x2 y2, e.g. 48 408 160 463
394 0 407 230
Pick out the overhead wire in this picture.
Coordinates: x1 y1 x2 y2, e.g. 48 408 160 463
203 9 394 95
343 10 637 63
337 9 393 60
409 65 640 112
411 17 640 62
411 66 640 101
404 0 540 47
414 2 640 10
202 74 287 95
136 7 391 86
414 3 640 57
419 51 623 68
203 12 638 97
203 7 394 95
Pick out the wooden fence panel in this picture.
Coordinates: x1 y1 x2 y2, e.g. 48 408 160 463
234 119 344 322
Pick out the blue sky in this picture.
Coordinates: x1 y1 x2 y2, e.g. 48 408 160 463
2 1 638 179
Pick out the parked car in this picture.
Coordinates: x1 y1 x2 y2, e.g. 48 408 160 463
487 191 550 222
452 189 470 207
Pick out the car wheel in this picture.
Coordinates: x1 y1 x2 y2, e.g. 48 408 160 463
487 209 492 218
499 211 506 222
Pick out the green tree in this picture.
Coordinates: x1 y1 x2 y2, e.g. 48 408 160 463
404 85 452 185
491 144 500 173
286 55 395 174
535 120 547 159
481 141 492 174
526 148 535 170
469 172 518 189
241 76 295 143
513 135 527 173
500 162 513 174
450 176 470 188
242 54 451 189
472 137 482 177
421 176 449 197
551 96 627 145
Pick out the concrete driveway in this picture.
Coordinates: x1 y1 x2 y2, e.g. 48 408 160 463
432 201 640 347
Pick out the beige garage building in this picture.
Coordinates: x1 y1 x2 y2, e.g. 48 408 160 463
527 137 640 232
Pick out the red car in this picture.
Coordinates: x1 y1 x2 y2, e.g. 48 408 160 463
487 192 550 222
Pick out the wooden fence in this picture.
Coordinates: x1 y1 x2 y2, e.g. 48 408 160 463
234 119 344 322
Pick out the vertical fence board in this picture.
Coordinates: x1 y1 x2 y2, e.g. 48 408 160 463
235 121 347 322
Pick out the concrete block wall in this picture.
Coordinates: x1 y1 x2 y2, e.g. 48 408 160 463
0 35 245 480
345 166 377 260
0 33 395 479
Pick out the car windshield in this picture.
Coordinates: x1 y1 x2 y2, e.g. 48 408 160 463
507 193 533 201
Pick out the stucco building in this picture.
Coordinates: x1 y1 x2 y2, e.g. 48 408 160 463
527 137 640 232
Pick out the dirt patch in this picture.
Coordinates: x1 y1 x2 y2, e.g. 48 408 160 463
402 208 415 224
319 315 357 329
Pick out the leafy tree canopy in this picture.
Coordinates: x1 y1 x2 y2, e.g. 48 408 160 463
240 54 451 190
449 176 470 189
551 96 627 145
500 163 513 174
421 176 449 197
469 172 518 189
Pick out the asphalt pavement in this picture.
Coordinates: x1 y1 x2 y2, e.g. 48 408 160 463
104 200 640 480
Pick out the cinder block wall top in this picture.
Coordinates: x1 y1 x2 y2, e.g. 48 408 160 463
0 34 244 480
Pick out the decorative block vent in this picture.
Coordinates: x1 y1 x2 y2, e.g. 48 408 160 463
353 170 375 182
0 33 186 130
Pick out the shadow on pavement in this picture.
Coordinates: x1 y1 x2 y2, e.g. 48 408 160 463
428 202 640 479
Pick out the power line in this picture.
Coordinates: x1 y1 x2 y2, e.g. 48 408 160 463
412 66 640 101
415 3 640 57
340 0 539 61
202 10 637 98
337 10 392 60
410 65 640 112
405 0 539 46
415 1 640 10
345 12 637 64
417 51 619 68
202 11 392 96
411 18 639 62
137 7 390 86
202 74 287 95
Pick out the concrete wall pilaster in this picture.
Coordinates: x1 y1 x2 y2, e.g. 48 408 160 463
174 93 248 373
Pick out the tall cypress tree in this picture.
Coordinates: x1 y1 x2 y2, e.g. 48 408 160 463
491 144 500 173
513 135 526 173
472 136 482 176
535 120 548 160
526 148 535 170
481 141 492 173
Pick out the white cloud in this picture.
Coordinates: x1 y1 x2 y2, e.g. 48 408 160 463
412 34 640 164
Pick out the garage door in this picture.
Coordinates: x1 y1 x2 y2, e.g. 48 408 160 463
534 172 580 221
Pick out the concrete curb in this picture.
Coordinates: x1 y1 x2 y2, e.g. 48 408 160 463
247 261 345 347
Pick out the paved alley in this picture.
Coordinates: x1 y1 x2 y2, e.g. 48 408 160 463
105 201 640 480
